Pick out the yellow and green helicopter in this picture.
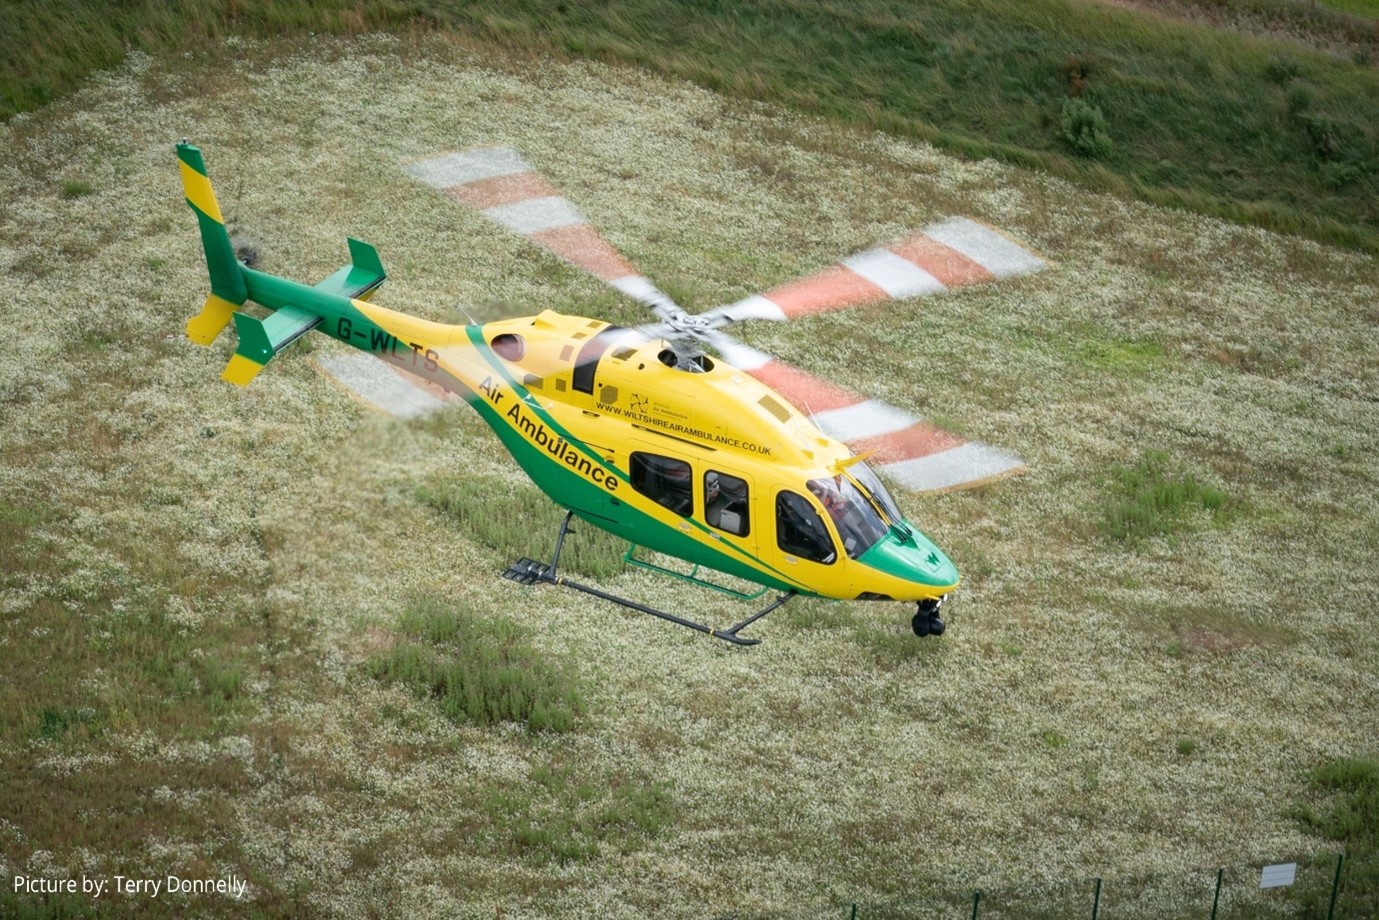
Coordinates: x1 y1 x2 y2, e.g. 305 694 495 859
178 142 1044 645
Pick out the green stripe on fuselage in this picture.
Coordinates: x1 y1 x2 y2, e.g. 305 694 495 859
461 326 806 594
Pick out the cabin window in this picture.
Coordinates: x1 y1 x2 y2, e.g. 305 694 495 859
630 452 693 516
491 333 525 361
807 476 886 559
776 491 837 564
704 471 749 537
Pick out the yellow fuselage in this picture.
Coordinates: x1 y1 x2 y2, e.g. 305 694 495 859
343 301 960 603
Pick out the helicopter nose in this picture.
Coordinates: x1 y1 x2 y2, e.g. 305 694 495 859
861 526 960 590
916 544 959 588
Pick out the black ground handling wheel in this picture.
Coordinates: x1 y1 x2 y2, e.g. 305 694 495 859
911 598 946 637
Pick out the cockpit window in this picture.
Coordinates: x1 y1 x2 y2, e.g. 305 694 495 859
807 475 887 559
776 491 836 564
849 461 904 525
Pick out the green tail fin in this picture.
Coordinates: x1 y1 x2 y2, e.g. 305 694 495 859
178 142 247 345
220 306 324 387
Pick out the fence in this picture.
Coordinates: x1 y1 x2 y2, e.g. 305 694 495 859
836 850 1372 919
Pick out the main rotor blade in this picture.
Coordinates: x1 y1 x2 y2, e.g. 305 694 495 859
703 217 1046 327
314 353 463 419
407 148 680 319
704 330 1023 493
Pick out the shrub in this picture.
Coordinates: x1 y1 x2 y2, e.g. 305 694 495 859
1288 757 1379 914
417 476 626 579
1059 96 1112 159
1100 449 1230 543
369 596 584 732
60 178 93 198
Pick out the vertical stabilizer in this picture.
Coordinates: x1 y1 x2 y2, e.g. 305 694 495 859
177 142 247 344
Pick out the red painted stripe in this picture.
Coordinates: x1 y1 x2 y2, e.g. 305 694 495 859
760 264 889 318
445 171 558 210
888 234 993 287
847 422 965 464
530 223 638 281
745 360 863 413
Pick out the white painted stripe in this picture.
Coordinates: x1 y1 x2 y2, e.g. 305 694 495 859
812 400 916 442
317 354 444 420
406 147 530 189
703 331 773 371
843 248 945 299
711 295 788 323
880 441 1024 492
924 217 1045 278
483 196 584 235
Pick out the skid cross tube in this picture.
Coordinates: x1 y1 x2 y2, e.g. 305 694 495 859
503 512 794 646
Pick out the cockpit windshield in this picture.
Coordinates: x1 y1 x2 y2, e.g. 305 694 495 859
848 461 904 525
806 475 887 559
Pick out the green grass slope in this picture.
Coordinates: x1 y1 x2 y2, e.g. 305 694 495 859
2 0 1379 258
0 35 1376 918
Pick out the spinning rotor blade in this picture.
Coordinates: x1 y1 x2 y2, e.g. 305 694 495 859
703 218 1045 327
406 148 680 319
399 146 1029 491
705 332 1023 492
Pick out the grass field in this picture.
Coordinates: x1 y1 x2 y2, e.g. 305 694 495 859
1 24 1377 920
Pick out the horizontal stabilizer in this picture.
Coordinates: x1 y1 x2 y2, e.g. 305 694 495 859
314 238 387 301
221 305 322 387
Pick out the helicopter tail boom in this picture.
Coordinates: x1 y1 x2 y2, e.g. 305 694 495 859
177 142 389 386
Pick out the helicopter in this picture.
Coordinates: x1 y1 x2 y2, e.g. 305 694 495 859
177 142 1045 645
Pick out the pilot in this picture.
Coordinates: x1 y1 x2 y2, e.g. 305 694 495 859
808 477 848 523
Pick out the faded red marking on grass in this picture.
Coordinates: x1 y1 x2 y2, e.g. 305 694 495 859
446 171 558 210
762 265 889 318
889 235 993 287
531 223 637 280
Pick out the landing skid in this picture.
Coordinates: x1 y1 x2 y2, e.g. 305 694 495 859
503 512 794 646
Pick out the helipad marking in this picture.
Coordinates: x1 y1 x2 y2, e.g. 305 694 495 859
484 196 584 235
406 148 529 188
883 442 1024 492
811 399 918 443
843 247 945 299
925 217 1045 278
